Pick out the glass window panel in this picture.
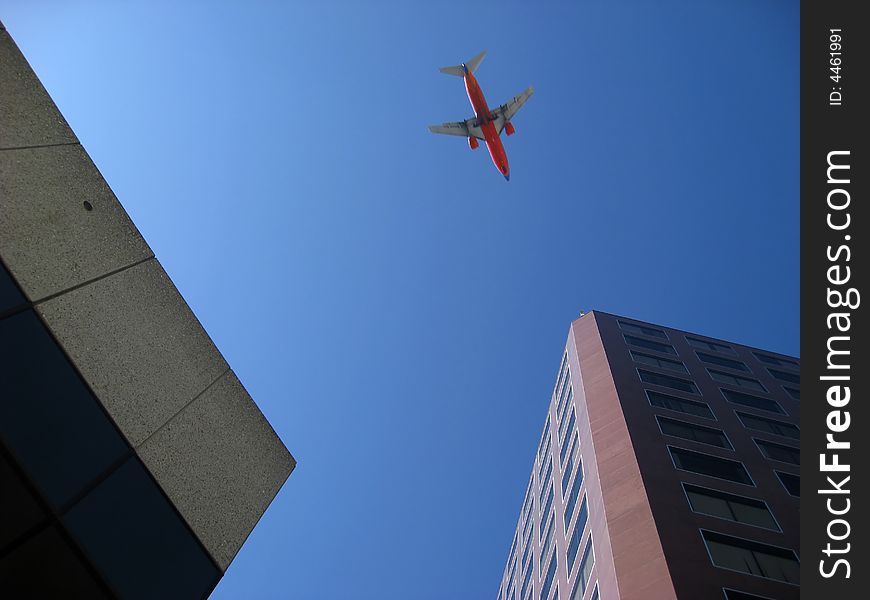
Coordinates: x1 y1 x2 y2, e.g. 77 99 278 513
686 485 778 530
753 352 800 371
696 352 750 372
709 369 766 392
647 391 714 419
686 337 737 356
541 485 554 521
567 498 588 574
703 531 799 584
63 457 220 600
730 502 777 530
776 471 800 497
540 552 557 600
639 369 698 394
564 463 584 531
539 459 553 504
0 525 111 598
618 320 667 339
736 412 799 440
721 389 785 414
669 447 753 485
579 539 595 594
590 586 599 600
756 440 800 465
768 368 799 384
624 334 677 355
687 490 732 520
657 417 731 449
631 351 687 373
521 561 534 599
0 310 130 508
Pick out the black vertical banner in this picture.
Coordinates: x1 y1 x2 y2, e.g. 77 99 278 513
802 0 869 597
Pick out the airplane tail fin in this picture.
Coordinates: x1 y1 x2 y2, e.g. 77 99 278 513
439 50 486 76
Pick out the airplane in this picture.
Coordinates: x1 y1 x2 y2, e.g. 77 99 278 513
429 51 533 181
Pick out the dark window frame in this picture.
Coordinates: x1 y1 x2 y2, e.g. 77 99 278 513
701 529 800 585
667 446 755 487
681 482 781 532
646 390 715 420
656 416 733 450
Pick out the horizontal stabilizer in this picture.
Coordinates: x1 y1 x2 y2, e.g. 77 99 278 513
438 50 486 77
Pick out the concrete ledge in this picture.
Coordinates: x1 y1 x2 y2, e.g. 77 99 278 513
0 144 153 301
137 369 295 570
37 258 229 446
0 29 78 148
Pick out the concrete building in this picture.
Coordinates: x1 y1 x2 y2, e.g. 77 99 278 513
1 21 294 598
497 311 799 600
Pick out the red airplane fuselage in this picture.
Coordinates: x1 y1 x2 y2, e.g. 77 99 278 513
464 71 510 180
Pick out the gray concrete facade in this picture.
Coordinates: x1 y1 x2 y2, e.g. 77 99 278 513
0 24 294 595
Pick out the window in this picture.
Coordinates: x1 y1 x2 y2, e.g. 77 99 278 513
562 436 579 495
669 447 754 485
708 369 766 392
631 350 688 374
539 551 557 600
775 471 800 497
539 459 553 504
753 352 799 371
521 526 534 571
556 373 572 419
735 412 799 440
721 389 785 414
624 334 677 355
784 387 800 401
590 586 599 600
686 336 737 356
560 425 576 468
541 510 554 548
647 390 714 419
538 419 551 466
564 459 585 531
520 560 534 599
768 368 799 384
559 407 576 445
724 590 776 600
639 369 699 394
567 497 589 574
684 484 779 530
702 530 799 584
696 352 750 372
755 440 800 465
541 485 554 522
657 416 732 449
570 538 595 599
618 320 667 339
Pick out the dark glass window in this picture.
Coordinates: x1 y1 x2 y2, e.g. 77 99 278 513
538 419 551 463
556 369 572 418
618 320 667 339
1 263 27 314
564 461 585 532
541 485 554 523
541 509 554 545
520 558 534 599
753 352 799 371
562 436 579 495
560 407 576 445
684 484 778 530
539 458 553 504
63 457 220 600
624 334 677 355
647 390 714 419
575 538 595 598
768 368 799 384
639 369 699 394
540 551 557 600
784 387 800 401
520 524 533 571
0 310 129 508
776 471 800 497
708 369 766 392
567 497 589 574
0 525 111 598
669 447 753 485
631 350 688 373
721 389 785 414
735 413 799 439
590 585 599 600
702 530 799 584
657 416 732 449
724 590 775 600
755 440 800 465
686 336 737 356
696 352 750 372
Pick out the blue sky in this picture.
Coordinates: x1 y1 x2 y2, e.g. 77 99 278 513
4 1 798 598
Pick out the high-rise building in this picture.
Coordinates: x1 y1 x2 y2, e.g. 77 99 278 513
497 311 799 600
1 21 294 598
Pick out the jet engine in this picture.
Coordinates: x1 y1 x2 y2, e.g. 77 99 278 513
468 137 479 150
505 122 516 136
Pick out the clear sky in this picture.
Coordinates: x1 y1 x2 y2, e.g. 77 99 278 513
4 1 798 598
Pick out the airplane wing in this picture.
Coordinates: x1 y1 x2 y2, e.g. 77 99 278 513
428 118 486 140
490 86 534 134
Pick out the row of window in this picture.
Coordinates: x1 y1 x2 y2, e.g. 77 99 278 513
669 445 799 497
656 414 799 459
619 319 800 385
